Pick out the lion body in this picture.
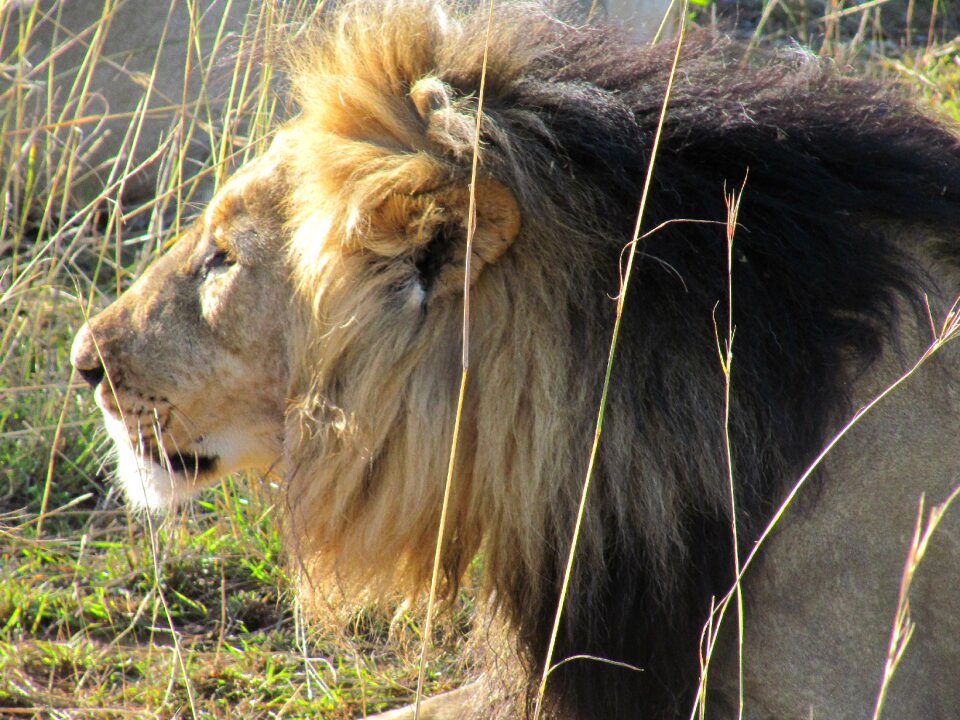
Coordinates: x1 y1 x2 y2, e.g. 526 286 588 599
72 2 960 718
718 324 960 719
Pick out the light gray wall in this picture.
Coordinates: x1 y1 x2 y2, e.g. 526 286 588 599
2 0 255 209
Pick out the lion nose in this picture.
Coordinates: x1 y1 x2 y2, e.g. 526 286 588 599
71 324 106 388
77 362 106 388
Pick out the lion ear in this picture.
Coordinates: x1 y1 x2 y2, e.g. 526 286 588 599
364 178 521 301
410 76 452 118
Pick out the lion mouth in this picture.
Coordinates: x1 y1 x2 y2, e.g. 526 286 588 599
148 448 219 477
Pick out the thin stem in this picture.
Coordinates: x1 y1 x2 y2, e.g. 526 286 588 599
414 2 496 717
533 10 689 718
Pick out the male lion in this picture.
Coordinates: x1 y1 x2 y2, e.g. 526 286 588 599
71 2 960 719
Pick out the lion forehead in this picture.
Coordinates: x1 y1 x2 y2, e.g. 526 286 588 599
196 147 295 263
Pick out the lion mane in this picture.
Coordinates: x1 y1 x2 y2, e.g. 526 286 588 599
268 2 960 717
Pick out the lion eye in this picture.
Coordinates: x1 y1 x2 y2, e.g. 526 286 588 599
202 249 235 277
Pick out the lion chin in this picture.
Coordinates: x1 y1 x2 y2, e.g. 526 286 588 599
101 414 220 510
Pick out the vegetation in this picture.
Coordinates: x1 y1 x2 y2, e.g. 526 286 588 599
1 0 957 717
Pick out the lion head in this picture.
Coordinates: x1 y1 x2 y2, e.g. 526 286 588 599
73 2 960 719
70 152 291 507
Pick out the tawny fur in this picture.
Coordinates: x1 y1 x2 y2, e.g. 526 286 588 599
72 2 960 719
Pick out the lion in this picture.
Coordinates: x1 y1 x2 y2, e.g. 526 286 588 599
70 2 960 718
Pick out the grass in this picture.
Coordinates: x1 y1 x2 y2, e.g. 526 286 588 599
1 1 959 718
0 476 470 718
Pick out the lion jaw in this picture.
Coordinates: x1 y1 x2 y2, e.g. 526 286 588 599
102 413 207 509
94 395 221 510
98 404 283 511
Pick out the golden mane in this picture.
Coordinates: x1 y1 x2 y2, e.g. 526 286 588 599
280 2 601 603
